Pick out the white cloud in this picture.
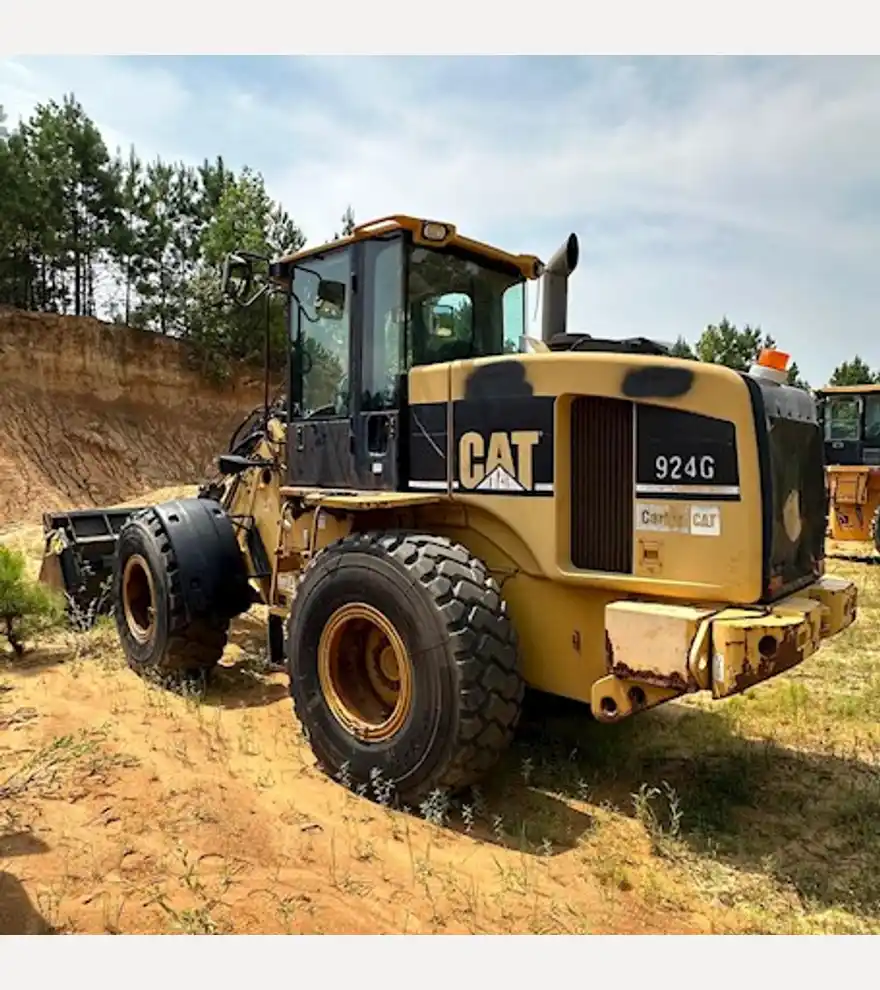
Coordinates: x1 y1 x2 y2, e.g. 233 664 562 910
0 56 191 160
2 55 879 384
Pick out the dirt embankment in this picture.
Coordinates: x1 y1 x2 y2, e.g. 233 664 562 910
0 308 267 528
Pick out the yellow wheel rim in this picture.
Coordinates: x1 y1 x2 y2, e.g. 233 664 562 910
317 602 413 742
121 554 156 645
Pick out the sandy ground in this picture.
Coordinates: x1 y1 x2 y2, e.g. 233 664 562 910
3 512 880 935
0 607 712 935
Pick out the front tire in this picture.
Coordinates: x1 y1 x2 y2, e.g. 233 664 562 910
113 509 230 677
286 531 524 806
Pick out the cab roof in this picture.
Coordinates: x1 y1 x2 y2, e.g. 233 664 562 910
815 384 880 396
270 214 544 281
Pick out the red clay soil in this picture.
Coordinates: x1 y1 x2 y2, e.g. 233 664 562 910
0 308 266 528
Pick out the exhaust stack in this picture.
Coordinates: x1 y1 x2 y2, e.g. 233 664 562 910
540 232 579 345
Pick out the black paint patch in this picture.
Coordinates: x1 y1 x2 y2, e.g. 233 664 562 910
636 404 740 501
463 360 534 401
453 395 555 496
407 402 448 489
623 366 694 399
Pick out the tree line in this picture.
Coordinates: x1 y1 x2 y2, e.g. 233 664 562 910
0 93 874 389
670 320 876 391
0 93 355 378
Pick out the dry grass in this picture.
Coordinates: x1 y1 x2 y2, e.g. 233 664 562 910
1 517 878 934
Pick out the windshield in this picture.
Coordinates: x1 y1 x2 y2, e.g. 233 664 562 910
823 395 861 442
405 245 525 366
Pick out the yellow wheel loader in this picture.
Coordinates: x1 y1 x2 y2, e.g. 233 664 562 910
39 215 858 805
816 384 880 564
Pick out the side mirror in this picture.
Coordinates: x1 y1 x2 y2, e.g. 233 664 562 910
221 253 254 304
315 278 346 319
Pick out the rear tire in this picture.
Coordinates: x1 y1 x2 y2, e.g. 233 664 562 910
286 531 524 806
113 509 230 678
871 504 880 554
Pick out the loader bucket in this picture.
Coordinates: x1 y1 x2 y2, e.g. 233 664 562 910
39 507 145 618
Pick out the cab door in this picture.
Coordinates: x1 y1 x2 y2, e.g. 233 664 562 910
287 233 406 491
288 242 359 489
351 232 405 491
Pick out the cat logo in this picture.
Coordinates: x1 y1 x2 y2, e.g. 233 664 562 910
458 430 541 492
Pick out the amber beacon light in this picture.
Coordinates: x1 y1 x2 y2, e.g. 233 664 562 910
758 348 790 371
750 347 791 385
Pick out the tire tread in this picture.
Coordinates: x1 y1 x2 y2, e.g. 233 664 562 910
120 508 229 675
289 530 525 798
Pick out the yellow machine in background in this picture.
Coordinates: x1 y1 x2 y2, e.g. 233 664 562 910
40 215 859 805
816 384 880 556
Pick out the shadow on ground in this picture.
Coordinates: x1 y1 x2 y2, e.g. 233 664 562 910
202 665 289 711
141 611 287 711
0 832 53 935
0 647 69 677
0 873 54 934
488 691 880 915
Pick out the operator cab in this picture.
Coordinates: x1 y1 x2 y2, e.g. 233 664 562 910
816 384 880 468
269 215 543 492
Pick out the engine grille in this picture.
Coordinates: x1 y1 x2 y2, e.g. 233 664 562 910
570 396 634 572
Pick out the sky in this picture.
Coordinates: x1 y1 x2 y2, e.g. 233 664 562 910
0 54 878 386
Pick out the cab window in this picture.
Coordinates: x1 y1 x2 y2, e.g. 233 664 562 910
406 245 525 367
824 396 861 442
291 247 352 417
362 236 405 412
